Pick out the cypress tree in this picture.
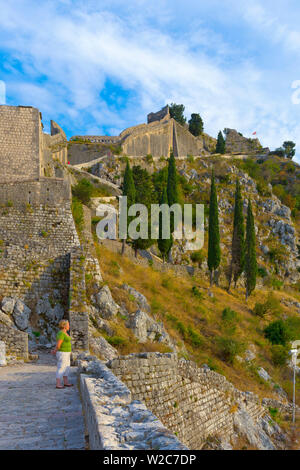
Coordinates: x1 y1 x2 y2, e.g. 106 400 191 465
158 187 173 262
207 171 221 286
245 199 257 299
131 166 155 257
167 150 179 233
216 131 226 154
188 113 204 136
122 161 136 254
228 179 245 291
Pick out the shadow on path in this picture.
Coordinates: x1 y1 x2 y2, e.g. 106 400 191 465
0 351 86 450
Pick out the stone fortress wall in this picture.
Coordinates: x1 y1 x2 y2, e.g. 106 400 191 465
0 105 88 358
107 353 265 449
69 106 216 161
0 106 42 183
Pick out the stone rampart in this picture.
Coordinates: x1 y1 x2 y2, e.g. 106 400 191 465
0 323 28 359
79 359 188 450
107 353 265 449
68 247 89 352
0 105 41 183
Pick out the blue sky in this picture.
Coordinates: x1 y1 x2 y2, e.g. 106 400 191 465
1 0 300 161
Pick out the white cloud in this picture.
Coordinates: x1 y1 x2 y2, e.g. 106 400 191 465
0 0 299 160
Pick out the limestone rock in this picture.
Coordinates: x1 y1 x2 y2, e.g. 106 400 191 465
89 330 119 361
245 344 257 362
233 406 275 450
258 367 271 382
13 300 31 331
93 285 120 319
128 309 172 347
268 218 296 251
122 284 151 312
36 294 64 323
0 310 15 327
1 297 16 314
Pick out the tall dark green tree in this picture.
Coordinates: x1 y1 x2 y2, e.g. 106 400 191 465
167 150 180 233
158 187 173 262
121 161 136 254
245 199 257 299
228 179 245 291
188 113 204 136
131 166 155 257
169 103 186 126
207 171 221 286
215 131 226 154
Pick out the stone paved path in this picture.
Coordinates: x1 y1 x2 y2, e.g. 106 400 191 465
0 351 86 450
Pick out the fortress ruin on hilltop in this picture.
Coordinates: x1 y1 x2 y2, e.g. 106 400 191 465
71 105 217 159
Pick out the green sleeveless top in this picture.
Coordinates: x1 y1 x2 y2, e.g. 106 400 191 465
56 331 72 352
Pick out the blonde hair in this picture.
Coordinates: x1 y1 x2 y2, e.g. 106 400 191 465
59 319 69 330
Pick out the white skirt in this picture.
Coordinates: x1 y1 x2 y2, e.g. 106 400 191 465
56 351 71 380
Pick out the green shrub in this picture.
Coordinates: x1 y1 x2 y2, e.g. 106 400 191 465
221 307 238 324
72 178 93 204
271 345 289 367
190 250 205 267
256 180 272 197
257 266 268 278
268 407 279 420
187 326 203 347
253 302 268 317
146 154 153 163
217 337 245 364
187 154 194 163
264 320 290 346
191 286 204 300
107 336 127 346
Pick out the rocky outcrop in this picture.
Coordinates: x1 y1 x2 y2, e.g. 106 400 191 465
233 407 285 450
122 284 151 312
88 328 118 361
224 128 263 154
127 309 173 348
92 285 120 319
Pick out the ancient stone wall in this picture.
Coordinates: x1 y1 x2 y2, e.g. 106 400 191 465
79 359 187 450
0 179 79 309
100 239 200 278
0 105 41 183
0 323 28 358
122 120 172 157
108 353 265 449
224 128 262 154
147 105 170 124
68 247 89 352
173 120 204 157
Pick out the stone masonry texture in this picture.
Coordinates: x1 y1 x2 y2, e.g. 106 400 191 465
0 105 41 183
108 353 265 449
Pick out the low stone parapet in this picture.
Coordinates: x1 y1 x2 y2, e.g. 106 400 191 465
79 359 188 450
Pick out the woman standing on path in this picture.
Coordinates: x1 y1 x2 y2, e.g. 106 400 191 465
51 320 73 389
